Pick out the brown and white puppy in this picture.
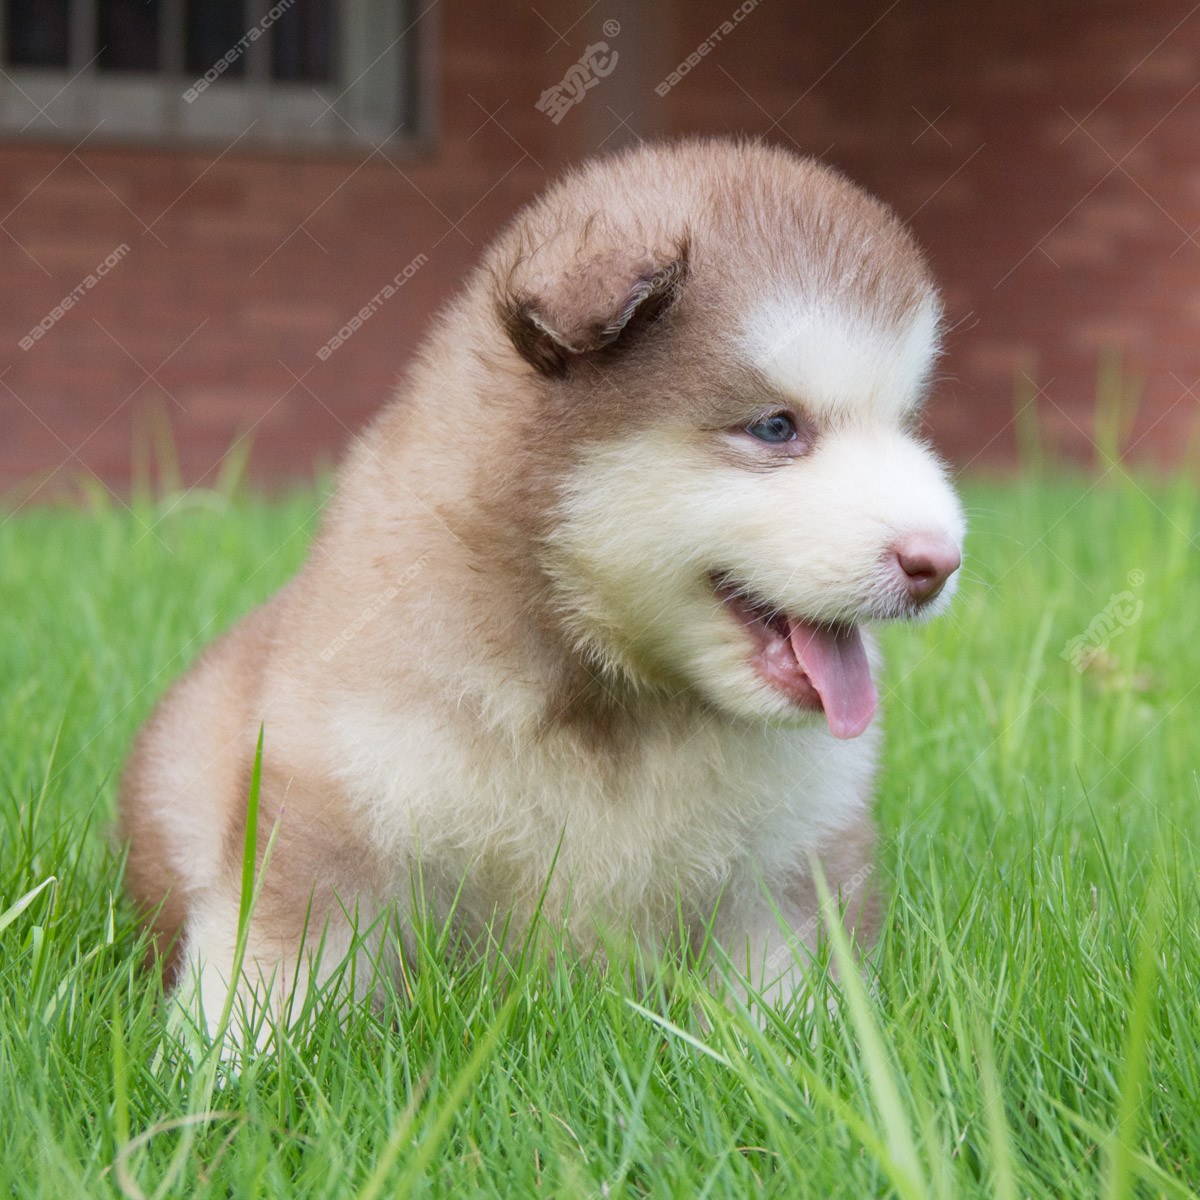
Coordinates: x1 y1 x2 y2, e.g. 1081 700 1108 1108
119 138 964 1042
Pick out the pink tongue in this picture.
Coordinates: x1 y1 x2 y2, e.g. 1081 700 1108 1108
788 620 877 739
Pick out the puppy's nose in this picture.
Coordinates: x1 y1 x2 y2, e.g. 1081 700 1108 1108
891 534 961 602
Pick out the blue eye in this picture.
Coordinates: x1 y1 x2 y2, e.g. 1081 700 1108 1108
745 412 797 443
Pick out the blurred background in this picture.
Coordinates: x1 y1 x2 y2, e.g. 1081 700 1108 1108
1 0 1197 496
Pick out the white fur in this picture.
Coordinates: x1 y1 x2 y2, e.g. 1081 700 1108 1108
311 394 963 996
548 422 964 723
742 294 942 421
328 692 876 951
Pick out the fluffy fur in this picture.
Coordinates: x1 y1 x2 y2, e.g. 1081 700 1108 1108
119 138 964 1040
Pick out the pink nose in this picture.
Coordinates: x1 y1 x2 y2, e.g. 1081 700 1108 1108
891 534 961 602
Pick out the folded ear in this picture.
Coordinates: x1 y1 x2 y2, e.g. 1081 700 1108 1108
500 236 689 378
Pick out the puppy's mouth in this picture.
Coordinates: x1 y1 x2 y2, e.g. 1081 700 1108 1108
711 575 877 739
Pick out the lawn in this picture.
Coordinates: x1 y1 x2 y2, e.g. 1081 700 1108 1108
1 468 1198 1199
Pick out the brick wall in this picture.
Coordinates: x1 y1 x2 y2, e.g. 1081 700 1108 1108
3 0 1199 494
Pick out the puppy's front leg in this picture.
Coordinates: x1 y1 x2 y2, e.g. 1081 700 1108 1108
172 873 371 1058
717 820 879 1016
172 765 383 1057
173 890 297 1054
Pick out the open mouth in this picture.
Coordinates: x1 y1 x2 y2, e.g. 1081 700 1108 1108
711 575 878 739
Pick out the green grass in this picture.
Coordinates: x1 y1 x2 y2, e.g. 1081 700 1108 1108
2 469 1199 1199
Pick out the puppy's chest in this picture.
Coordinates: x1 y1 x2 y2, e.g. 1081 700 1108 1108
334 702 870 922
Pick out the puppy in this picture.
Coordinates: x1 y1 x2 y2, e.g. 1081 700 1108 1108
119 138 964 1040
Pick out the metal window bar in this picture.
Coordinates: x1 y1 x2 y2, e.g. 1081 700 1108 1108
68 0 94 72
159 0 183 76
246 2 269 84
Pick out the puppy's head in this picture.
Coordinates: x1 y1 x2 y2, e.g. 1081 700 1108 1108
493 139 964 738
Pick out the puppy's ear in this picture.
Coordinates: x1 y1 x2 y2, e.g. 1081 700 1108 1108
501 237 688 378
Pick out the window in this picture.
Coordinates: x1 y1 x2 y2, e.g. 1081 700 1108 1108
0 0 432 149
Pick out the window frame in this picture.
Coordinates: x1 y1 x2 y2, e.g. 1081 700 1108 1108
0 0 436 155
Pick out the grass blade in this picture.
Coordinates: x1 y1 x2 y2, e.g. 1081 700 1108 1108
812 862 928 1200
0 876 56 935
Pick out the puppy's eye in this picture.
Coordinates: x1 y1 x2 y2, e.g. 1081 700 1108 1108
745 412 797 443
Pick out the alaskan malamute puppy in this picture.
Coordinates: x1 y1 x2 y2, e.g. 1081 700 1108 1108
120 138 963 1039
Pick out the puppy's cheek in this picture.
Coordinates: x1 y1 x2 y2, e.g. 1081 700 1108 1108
673 615 811 723
672 617 755 707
